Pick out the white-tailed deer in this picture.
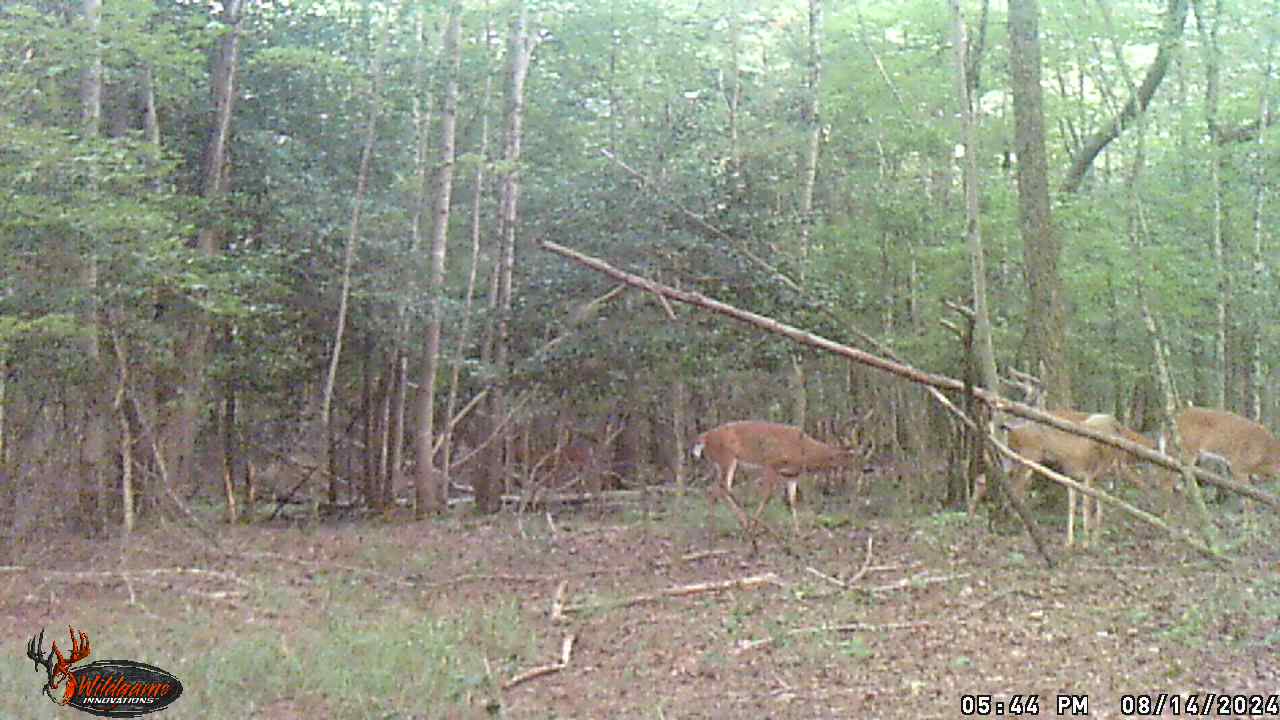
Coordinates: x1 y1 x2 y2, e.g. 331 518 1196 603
1003 410 1154 548
690 420 858 536
1170 407 1280 510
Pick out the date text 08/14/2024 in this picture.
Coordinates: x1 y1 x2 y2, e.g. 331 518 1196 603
960 693 1280 716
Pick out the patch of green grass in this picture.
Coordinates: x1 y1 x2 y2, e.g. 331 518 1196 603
201 601 530 718
2 599 535 720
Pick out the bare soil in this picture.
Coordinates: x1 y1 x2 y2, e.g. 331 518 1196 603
3 489 1277 719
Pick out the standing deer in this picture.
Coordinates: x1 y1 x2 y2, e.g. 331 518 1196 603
1170 407 1280 517
1003 410 1154 548
690 421 858 537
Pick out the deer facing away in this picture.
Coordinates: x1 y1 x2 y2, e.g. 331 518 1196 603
1003 410 1154 548
691 420 859 537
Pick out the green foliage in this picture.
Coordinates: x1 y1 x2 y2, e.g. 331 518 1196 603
5 0 1280 502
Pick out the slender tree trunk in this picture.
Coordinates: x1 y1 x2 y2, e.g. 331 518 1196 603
483 0 535 514
798 0 823 272
79 0 107 535
323 15 388 506
1194 0 1228 408
720 0 743 196
108 319 135 535
1248 48 1272 421
414 4 462 518
222 364 238 523
672 378 688 489
1008 0 1070 408
174 0 245 510
388 352 408 505
789 0 823 428
442 11 497 486
362 337 376 506
386 7 438 507
952 3 998 396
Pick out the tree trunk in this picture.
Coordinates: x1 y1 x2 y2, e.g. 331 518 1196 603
443 12 497 488
1008 0 1071 408
79 0 106 536
1248 48 1272 421
414 4 462 518
323 14 388 506
798 0 823 273
952 3 999 398
173 0 246 508
482 0 535 514
1194 0 1228 408
385 8 439 507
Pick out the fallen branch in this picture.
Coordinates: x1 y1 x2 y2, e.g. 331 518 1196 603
35 567 250 586
542 239 1280 514
806 534 876 590
502 634 576 690
848 534 876 584
678 549 731 563
737 619 931 654
563 573 781 614
969 588 1041 612
805 566 848 589
868 572 970 594
791 620 932 635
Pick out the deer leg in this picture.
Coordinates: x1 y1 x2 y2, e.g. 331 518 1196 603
786 479 800 535
1082 478 1093 548
1091 478 1102 545
713 459 753 535
750 467 781 527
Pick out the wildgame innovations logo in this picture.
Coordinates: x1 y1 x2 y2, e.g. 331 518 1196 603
25 626 184 717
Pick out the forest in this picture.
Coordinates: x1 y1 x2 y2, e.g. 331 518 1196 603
2 0 1279 717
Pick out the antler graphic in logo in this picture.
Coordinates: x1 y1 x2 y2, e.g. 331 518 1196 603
26 626 91 705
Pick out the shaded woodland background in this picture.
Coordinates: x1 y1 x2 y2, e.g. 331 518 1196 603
2 0 1278 543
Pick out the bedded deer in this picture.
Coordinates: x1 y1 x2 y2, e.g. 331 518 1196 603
1002 410 1154 548
690 420 858 537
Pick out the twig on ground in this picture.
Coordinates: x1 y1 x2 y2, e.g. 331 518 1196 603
806 566 847 589
550 580 568 623
736 619 931 653
563 573 781 614
678 549 730 563
417 572 552 591
869 572 970 594
808 535 878 589
502 634 576 690
969 587 1041 612
848 535 876 583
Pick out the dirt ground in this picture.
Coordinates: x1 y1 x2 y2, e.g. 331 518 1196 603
3 486 1278 719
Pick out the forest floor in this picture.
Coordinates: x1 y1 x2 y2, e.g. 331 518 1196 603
2 482 1278 719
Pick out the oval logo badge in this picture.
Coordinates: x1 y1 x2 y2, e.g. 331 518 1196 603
63 660 185 718
27 627 184 718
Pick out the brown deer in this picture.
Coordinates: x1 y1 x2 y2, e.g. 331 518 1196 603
690 420 858 536
1170 407 1280 517
1003 410 1154 548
